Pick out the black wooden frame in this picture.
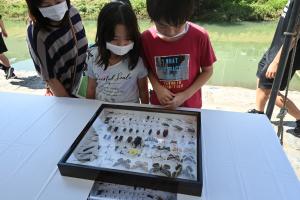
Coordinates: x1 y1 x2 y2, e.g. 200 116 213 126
58 104 202 196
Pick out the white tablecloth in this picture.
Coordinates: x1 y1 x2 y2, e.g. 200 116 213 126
0 92 299 200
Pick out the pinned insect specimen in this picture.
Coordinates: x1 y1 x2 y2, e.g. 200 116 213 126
114 127 119 132
187 128 195 133
156 130 160 136
163 129 168 137
113 158 131 169
162 123 170 127
128 148 141 156
131 161 148 172
133 136 142 148
127 136 133 143
172 164 182 178
173 125 183 131
107 126 112 132
104 117 111 124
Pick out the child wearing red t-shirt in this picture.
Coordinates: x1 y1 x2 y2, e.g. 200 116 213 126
142 0 216 109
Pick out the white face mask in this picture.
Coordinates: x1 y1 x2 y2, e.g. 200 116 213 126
106 42 134 56
156 23 189 40
39 1 68 22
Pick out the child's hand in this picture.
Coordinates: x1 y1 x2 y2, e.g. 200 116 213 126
164 92 187 109
265 61 278 79
156 85 175 105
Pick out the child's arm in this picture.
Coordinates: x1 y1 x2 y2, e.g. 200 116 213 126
148 71 175 105
46 79 70 97
165 66 213 109
0 19 8 37
265 47 282 79
138 76 149 104
86 77 96 99
266 34 299 79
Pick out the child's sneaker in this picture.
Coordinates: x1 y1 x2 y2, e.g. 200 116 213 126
6 67 15 79
294 120 300 136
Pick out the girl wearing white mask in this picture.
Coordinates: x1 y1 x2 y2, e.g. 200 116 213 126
25 0 88 97
86 1 149 104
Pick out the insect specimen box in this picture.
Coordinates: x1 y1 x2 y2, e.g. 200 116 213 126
58 104 202 196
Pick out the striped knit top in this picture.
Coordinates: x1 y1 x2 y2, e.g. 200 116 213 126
26 6 88 94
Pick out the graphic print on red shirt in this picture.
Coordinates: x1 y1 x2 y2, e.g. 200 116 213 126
155 54 190 82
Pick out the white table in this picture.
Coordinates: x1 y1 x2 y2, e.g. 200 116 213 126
0 92 299 200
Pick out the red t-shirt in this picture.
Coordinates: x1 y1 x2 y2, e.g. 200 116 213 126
141 22 216 108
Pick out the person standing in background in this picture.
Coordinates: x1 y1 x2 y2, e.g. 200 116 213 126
0 14 16 79
248 0 300 136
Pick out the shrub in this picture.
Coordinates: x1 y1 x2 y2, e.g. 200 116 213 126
131 0 148 18
0 0 289 21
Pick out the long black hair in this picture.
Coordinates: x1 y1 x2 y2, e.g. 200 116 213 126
95 1 141 70
25 0 71 30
